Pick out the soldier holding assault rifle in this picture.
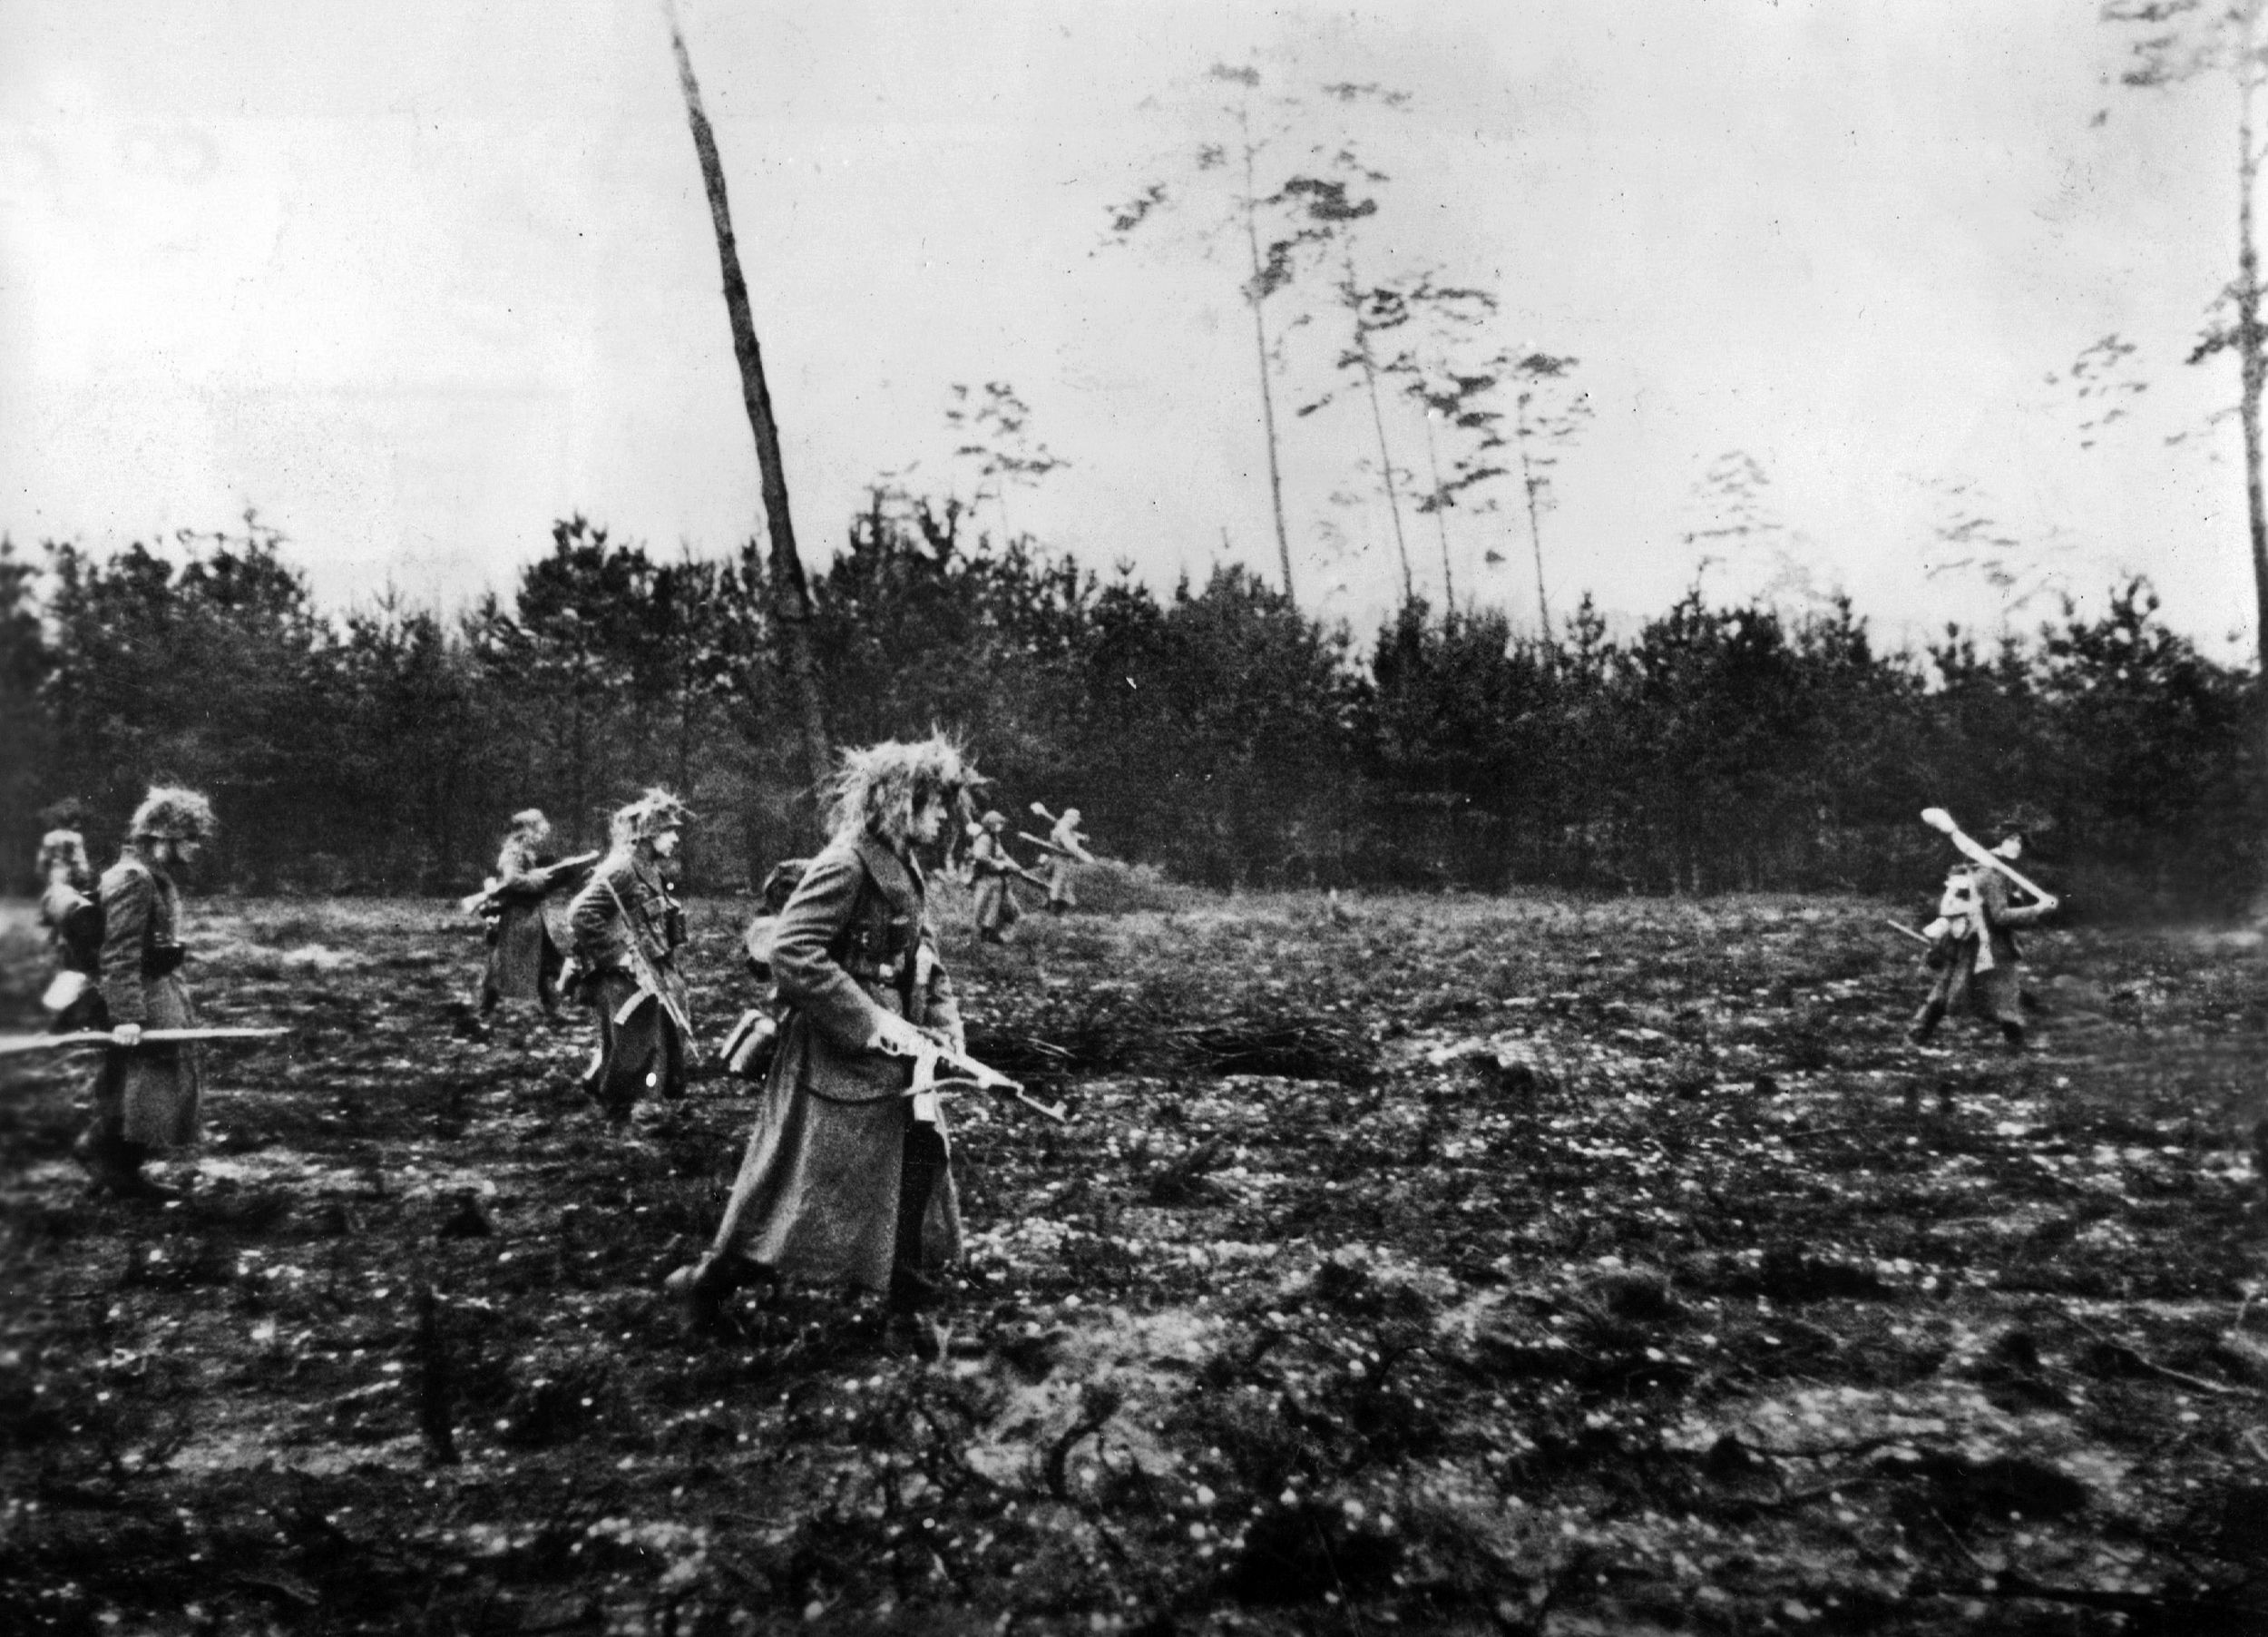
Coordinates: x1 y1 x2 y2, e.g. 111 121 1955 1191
668 735 1061 1357
567 788 697 1123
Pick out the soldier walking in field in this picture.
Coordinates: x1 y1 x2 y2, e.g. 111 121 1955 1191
1029 802 1092 915
473 808 593 1018
35 803 103 1030
566 789 694 1122
667 735 975 1355
1908 827 2059 1054
73 786 217 1200
967 809 1032 944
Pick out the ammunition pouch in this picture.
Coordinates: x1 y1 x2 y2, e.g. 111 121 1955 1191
143 944 187 979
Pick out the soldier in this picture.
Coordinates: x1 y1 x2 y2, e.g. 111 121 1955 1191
1033 803 1091 914
968 810 1025 944
566 789 693 1122
74 786 216 1200
720 858 809 1083
667 735 973 1355
1908 831 2058 1053
474 809 586 1017
36 808 103 1029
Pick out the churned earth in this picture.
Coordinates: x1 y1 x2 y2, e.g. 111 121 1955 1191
0 887 2263 1635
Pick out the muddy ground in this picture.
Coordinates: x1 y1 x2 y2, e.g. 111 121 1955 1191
1 887 2264 1636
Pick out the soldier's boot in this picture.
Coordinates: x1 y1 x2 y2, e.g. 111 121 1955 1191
73 1132 177 1201
883 1269 948 1362
665 1250 767 1337
1999 1020 2028 1054
1906 1002 1945 1046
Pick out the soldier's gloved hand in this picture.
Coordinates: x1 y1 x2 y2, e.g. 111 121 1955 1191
112 1023 142 1047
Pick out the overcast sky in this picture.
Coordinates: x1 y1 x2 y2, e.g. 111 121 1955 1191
0 0 2249 659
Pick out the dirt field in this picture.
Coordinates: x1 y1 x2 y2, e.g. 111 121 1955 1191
2 887 2263 1636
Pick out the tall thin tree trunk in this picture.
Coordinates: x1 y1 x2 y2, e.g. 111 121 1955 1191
1517 393 1553 641
1420 399 1455 611
1237 107 1296 603
2236 32 2268 779
665 6 831 809
1345 250 1413 604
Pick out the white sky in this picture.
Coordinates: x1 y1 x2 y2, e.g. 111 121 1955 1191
0 0 2251 660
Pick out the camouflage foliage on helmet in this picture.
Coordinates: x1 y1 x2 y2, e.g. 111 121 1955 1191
129 785 218 842
613 787 691 843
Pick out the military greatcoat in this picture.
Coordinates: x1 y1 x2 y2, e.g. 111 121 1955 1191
968 829 1021 937
481 835 566 1011
567 849 691 1114
1915 866 2054 1032
93 845 200 1152
709 831 963 1294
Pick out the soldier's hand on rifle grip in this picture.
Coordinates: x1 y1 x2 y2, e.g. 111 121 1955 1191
112 1023 142 1048
867 1010 929 1057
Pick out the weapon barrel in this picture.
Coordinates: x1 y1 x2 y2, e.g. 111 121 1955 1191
1921 808 2058 904
0 1026 288 1060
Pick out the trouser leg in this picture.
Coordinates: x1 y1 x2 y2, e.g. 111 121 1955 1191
76 1052 148 1189
1976 966 2026 1051
889 1122 948 1312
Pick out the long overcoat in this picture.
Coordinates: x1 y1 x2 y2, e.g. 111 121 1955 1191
969 830 1021 936
95 846 200 1151
1925 866 2053 1024
568 849 691 1109
483 838 565 1006
714 830 963 1291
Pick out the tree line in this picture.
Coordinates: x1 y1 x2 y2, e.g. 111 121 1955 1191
0 505 2256 919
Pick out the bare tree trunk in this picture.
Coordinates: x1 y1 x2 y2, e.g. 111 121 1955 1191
1517 394 1553 642
1237 107 1297 603
1420 400 1454 611
2236 35 2268 779
664 6 832 810
1345 250 1413 605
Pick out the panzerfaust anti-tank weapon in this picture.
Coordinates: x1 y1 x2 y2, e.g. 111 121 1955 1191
1919 808 2059 908
0 1026 288 1061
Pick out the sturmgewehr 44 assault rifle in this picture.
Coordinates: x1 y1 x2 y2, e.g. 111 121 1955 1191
870 1026 1069 1123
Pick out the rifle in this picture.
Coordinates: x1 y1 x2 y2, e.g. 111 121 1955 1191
870 1027 1068 1122
1882 918 1933 948
459 851 601 917
0 1026 288 1061
601 876 703 1065
1004 861 1052 893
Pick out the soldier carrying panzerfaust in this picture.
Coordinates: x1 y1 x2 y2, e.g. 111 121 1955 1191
1023 801 1097 916
1889 806 2061 1054
2 787 287 1200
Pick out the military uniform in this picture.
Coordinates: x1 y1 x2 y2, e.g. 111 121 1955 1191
567 850 691 1117
969 827 1022 941
701 832 963 1309
1044 815 1087 913
481 833 569 1014
37 829 103 1029
80 845 201 1185
1911 865 2054 1048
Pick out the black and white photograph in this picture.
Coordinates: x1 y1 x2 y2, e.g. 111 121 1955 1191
2 2 2264 1632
